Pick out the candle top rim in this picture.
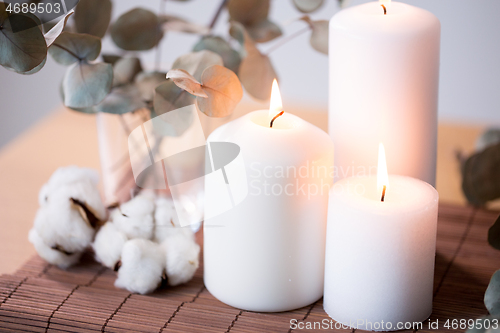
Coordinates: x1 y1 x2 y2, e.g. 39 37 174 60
330 175 438 215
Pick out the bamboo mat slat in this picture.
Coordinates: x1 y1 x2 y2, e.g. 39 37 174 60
0 204 498 333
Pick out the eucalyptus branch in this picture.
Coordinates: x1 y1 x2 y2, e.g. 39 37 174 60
155 0 167 71
264 26 310 55
209 0 229 30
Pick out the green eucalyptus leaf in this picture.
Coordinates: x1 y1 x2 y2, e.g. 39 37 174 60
486 270 500 315
111 8 163 51
196 65 243 117
135 71 166 102
102 54 121 65
49 32 101 65
74 0 112 38
112 57 142 87
246 19 282 43
0 3 47 73
172 50 223 81
477 128 500 152
228 0 269 26
96 85 146 114
488 215 500 250
22 56 46 75
193 36 241 74
154 80 195 115
300 16 328 55
462 142 500 206
62 61 113 108
230 21 276 100
292 0 325 13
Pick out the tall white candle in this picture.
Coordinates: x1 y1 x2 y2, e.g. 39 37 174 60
324 146 439 330
204 82 334 312
329 1 440 185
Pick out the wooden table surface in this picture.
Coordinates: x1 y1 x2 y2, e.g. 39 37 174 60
0 104 492 275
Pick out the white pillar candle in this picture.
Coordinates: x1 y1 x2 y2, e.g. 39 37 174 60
324 146 438 330
329 0 440 185
204 82 334 312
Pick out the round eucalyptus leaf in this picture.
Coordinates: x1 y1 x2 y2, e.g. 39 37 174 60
193 36 241 74
0 4 47 73
228 0 269 26
246 19 282 43
62 61 113 108
477 128 500 152
102 54 121 65
74 0 112 38
488 215 500 250
485 270 500 315
113 57 142 87
196 65 243 118
172 50 223 81
300 16 328 55
22 56 46 75
135 71 166 102
292 0 325 13
111 8 163 51
96 85 146 114
462 143 500 206
160 15 209 35
230 22 276 100
154 80 195 116
49 32 101 65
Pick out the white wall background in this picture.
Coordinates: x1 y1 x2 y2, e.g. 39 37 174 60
0 0 499 147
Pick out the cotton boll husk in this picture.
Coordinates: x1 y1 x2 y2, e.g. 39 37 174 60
161 233 200 286
115 239 165 294
112 195 155 240
28 228 81 269
92 222 127 269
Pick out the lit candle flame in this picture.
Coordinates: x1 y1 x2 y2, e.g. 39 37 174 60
377 143 389 201
269 79 283 118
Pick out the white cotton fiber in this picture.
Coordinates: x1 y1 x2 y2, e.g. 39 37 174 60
112 195 155 240
92 222 127 269
28 228 81 269
161 232 200 286
31 166 106 268
154 197 195 243
115 239 165 294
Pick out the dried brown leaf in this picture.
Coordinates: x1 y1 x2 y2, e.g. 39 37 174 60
197 65 243 117
228 0 269 26
167 69 208 98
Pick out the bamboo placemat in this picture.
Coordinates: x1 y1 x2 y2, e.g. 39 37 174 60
0 204 498 333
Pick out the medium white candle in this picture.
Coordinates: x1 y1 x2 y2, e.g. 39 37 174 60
329 0 440 185
324 145 439 330
204 81 334 312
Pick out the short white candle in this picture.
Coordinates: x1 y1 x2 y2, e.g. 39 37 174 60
329 0 440 185
204 81 334 312
324 145 438 330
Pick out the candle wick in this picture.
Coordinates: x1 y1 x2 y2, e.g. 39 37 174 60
381 185 386 202
381 4 387 15
270 111 285 128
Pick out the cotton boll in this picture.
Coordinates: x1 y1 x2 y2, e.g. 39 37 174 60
161 233 200 286
28 228 81 269
92 222 127 269
112 195 155 240
154 197 195 243
34 189 96 254
115 239 165 294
